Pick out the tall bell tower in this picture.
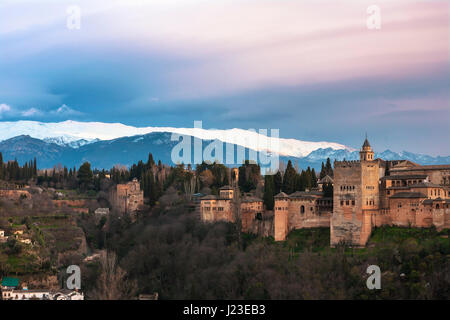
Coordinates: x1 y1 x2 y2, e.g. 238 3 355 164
360 134 374 161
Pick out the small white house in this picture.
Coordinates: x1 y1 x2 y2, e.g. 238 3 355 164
2 289 51 300
95 208 110 215
0 230 8 243
19 238 32 245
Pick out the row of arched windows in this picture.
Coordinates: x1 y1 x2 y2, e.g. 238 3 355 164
300 205 314 214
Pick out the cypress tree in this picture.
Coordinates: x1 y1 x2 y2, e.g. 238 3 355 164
311 168 318 188
320 162 326 179
325 158 333 177
274 171 282 194
263 174 275 210
282 160 297 194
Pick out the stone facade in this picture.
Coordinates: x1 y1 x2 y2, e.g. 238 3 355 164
274 191 332 241
199 185 264 233
198 138 449 247
272 138 449 246
329 139 383 247
109 178 144 214
330 138 450 247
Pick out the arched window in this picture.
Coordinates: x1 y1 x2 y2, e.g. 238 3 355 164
436 204 440 209
300 205 305 214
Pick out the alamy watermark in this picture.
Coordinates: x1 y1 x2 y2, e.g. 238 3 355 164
366 5 381 30
366 265 381 290
170 121 280 174
66 265 81 290
67 5 81 30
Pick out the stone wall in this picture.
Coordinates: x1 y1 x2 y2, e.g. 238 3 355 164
110 179 144 214
0 189 32 201
331 161 363 246
287 198 331 230
274 197 289 241
200 199 234 223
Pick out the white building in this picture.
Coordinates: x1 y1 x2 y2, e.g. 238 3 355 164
2 289 51 300
51 289 84 300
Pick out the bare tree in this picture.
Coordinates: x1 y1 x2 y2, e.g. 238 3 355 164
183 176 197 201
233 184 242 250
91 251 137 300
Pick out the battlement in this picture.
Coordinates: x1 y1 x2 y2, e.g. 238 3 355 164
334 160 361 168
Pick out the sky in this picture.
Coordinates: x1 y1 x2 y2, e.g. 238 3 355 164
0 0 449 155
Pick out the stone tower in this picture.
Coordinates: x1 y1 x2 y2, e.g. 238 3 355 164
231 167 239 187
330 137 382 247
360 134 374 161
274 192 289 241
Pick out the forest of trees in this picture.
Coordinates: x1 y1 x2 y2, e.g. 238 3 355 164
1 151 448 300
1 150 335 213
81 198 449 300
263 158 333 210
0 153 37 182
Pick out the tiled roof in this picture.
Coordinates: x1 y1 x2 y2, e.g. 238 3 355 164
390 164 450 171
422 198 448 204
242 196 263 203
422 198 449 204
390 192 427 199
289 191 323 197
409 182 442 188
274 192 289 198
219 185 233 190
1 277 19 287
200 195 218 200
381 175 428 180
362 138 371 148
274 190 324 199
289 192 318 200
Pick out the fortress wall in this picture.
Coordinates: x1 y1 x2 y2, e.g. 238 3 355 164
241 210 255 233
445 207 450 229
274 198 289 241
52 199 87 208
287 199 331 230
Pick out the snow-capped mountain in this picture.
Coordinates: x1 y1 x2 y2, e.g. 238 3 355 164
302 148 450 167
43 136 99 148
0 120 448 170
0 134 448 170
0 120 352 158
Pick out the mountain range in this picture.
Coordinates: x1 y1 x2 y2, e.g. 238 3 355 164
0 121 448 170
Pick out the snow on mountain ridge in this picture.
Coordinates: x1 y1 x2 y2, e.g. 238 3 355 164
0 120 352 158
